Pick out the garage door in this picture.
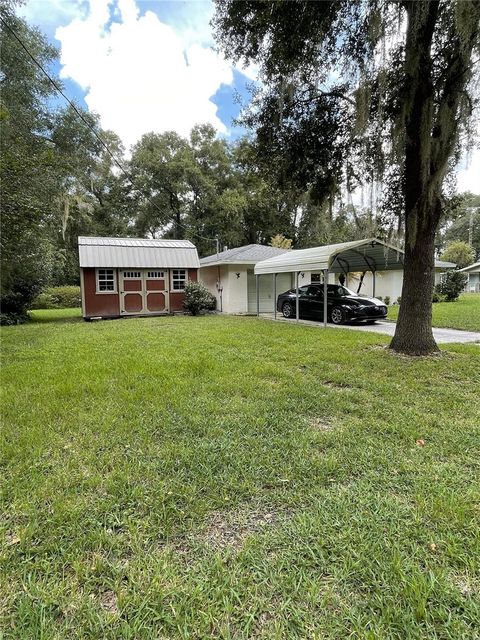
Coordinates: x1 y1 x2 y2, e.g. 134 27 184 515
247 270 292 313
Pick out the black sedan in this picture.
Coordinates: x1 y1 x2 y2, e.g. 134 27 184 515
277 283 388 324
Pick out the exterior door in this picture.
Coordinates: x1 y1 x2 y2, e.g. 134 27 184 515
120 270 144 314
120 269 169 315
144 270 168 313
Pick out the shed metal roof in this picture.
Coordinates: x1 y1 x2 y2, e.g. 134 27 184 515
200 244 288 266
254 238 405 275
78 236 200 268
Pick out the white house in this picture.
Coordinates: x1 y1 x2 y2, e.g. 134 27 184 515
459 261 480 292
344 259 456 302
199 244 293 313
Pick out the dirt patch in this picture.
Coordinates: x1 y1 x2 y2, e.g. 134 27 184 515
324 380 354 389
99 590 119 615
451 574 477 598
308 417 334 431
202 505 280 551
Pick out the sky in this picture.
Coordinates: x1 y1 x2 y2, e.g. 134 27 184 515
18 0 480 193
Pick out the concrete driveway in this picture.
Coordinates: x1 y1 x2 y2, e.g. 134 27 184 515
260 315 480 344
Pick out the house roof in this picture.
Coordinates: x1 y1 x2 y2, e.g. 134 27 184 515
458 261 480 273
435 260 456 269
78 236 200 269
200 244 289 267
254 238 406 275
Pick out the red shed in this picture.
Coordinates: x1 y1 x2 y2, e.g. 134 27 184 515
78 236 200 320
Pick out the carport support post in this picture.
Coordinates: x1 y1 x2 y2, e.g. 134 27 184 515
295 271 299 323
256 274 259 317
323 269 328 328
273 273 277 319
372 270 376 298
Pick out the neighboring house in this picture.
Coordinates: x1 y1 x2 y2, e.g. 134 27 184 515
199 244 292 313
459 261 480 292
78 236 200 319
346 259 456 301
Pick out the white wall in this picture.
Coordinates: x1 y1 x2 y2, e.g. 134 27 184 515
226 265 249 313
199 264 230 312
199 264 249 313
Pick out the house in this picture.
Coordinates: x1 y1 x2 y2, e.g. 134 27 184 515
459 261 480 292
78 236 200 319
199 244 292 313
344 259 456 301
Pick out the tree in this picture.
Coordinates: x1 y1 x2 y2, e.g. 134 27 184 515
439 193 480 259
270 234 293 249
213 0 480 355
0 6 60 321
440 241 476 269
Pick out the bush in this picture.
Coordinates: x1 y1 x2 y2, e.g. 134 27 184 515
435 270 467 302
30 286 81 310
377 296 383 301
183 281 216 315
396 296 401 305
432 291 446 303
384 296 391 306
0 279 46 325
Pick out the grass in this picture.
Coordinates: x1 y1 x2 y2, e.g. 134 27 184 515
387 293 480 332
1 310 479 639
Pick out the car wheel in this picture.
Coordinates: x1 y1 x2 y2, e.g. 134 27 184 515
282 301 294 318
365 319 377 324
330 306 346 325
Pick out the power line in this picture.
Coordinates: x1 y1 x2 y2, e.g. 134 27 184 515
0 14 218 245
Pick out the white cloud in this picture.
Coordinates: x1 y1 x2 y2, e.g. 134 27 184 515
18 0 81 27
54 0 235 149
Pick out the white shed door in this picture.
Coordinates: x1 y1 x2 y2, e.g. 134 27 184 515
247 270 292 313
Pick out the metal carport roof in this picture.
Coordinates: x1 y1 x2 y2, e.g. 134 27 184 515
254 238 404 275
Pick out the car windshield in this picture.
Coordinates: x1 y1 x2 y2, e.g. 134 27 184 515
329 285 357 297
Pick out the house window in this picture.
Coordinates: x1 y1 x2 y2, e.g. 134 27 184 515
97 269 116 292
123 271 141 279
171 269 187 291
147 271 164 279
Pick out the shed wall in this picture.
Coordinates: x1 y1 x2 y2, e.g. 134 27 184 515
83 268 120 317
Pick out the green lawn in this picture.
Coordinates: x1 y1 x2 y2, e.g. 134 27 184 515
387 293 480 332
1 311 479 639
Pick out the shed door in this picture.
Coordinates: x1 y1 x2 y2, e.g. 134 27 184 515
120 270 169 315
247 270 292 313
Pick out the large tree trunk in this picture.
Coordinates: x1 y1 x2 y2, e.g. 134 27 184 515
389 1 440 355
389 226 438 354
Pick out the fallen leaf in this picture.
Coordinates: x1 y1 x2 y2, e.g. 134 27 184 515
429 543 437 551
416 439 425 447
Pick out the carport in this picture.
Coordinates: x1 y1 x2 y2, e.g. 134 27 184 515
254 238 404 327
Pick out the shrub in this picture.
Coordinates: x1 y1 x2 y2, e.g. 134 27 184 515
377 296 383 301
30 286 81 310
183 281 216 315
396 296 401 305
432 291 445 303
435 270 467 302
384 296 391 306
0 279 46 325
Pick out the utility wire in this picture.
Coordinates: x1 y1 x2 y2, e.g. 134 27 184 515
0 14 218 246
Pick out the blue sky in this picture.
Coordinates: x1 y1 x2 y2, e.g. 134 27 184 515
19 0 254 148
18 0 480 191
